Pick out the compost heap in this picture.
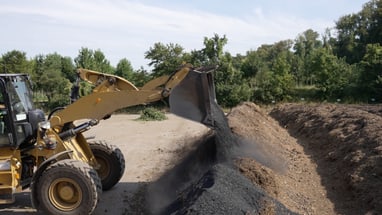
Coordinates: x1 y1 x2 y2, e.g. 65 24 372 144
141 102 382 215
271 103 382 215
145 102 295 215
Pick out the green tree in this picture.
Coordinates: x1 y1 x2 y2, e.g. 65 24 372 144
183 49 205 67
197 34 252 107
74 48 114 97
31 53 72 109
253 52 294 103
74 48 113 73
215 52 252 107
272 54 294 101
130 66 151 87
335 14 361 63
310 48 353 100
0 50 31 74
115 58 134 80
294 29 322 57
366 0 382 45
93 50 113 74
240 50 262 79
145 42 184 77
250 40 295 103
293 29 322 85
253 70 274 103
334 0 382 64
202 33 228 65
74 47 94 69
61 56 76 82
185 34 228 67
357 43 382 101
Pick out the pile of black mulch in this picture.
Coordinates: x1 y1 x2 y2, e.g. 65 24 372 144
145 103 297 215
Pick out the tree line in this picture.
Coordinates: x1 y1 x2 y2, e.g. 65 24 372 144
0 0 381 110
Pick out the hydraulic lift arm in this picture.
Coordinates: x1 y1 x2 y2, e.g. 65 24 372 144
49 65 215 130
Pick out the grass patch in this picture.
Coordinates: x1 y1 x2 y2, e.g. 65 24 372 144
136 107 168 121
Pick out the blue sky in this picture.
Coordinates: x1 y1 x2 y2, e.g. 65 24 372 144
0 0 369 69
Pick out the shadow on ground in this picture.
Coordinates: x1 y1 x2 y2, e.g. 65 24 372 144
0 181 145 215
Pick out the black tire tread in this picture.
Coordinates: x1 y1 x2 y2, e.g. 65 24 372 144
35 159 102 215
89 140 125 190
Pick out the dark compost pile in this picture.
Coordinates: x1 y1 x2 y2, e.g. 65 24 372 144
145 103 296 215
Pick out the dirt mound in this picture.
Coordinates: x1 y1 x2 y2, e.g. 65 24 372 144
144 102 382 214
236 158 278 199
227 102 289 172
228 102 335 215
145 102 296 214
161 164 295 215
271 103 382 215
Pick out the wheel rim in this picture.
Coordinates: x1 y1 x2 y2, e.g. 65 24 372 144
96 155 111 180
48 178 82 211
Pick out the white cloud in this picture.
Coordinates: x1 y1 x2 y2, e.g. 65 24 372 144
0 0 339 69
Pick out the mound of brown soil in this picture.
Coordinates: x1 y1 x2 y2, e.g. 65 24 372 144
228 102 335 214
271 103 382 215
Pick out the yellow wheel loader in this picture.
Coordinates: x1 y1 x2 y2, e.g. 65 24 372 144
0 64 216 214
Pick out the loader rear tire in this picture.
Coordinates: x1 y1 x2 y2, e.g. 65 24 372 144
35 159 102 215
89 140 125 190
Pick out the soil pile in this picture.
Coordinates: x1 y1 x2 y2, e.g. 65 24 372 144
145 102 296 214
144 102 382 214
228 102 335 214
161 164 294 215
271 103 382 215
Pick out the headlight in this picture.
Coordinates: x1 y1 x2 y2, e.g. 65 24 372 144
39 121 51 130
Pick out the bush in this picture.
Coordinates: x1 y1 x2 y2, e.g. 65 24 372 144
137 107 167 121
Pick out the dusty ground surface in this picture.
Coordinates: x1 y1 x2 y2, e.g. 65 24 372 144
1 102 381 214
0 114 209 215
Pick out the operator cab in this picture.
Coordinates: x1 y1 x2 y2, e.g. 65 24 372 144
0 74 45 149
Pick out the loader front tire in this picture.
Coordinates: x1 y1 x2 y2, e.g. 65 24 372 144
90 140 125 190
35 159 102 215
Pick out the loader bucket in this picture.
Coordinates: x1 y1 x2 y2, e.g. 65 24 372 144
169 67 217 127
